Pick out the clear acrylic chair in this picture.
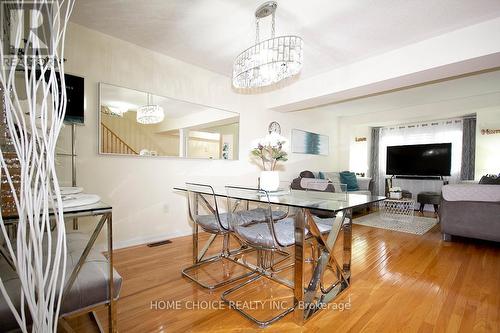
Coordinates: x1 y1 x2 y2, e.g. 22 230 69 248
222 186 296 327
182 183 254 290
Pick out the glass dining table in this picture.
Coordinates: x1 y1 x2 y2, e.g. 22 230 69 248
174 185 385 324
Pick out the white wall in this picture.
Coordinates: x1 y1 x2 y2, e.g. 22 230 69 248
336 108 473 175
334 93 500 176
334 107 500 182
475 107 500 178
327 102 499 205
59 23 338 248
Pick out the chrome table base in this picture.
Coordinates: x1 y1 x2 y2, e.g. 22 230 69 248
294 208 352 323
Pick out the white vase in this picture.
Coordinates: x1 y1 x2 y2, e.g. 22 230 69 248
260 171 280 191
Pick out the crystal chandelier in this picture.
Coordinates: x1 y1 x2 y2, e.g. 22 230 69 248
233 1 303 89
137 93 164 124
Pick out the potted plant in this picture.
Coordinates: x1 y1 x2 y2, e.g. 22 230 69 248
251 133 288 191
389 186 403 199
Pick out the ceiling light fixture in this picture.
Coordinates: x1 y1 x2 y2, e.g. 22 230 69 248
137 93 164 124
102 105 126 117
232 1 303 89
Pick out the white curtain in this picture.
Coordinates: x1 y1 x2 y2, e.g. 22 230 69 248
377 119 463 195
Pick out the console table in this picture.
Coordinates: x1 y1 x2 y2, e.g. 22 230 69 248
0 202 117 333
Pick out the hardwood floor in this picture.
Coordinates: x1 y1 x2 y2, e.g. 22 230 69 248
67 213 500 332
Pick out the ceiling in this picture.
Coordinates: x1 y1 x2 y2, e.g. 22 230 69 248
71 0 500 79
314 69 500 123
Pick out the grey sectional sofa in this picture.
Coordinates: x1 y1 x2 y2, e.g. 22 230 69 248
291 170 374 195
440 184 500 242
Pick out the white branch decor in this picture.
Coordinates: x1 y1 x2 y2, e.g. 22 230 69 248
0 1 74 332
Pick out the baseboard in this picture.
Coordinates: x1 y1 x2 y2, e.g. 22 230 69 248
112 230 192 250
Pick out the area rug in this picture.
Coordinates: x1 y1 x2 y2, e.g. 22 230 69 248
353 212 438 235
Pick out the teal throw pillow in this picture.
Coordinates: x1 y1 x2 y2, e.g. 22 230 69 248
339 171 359 191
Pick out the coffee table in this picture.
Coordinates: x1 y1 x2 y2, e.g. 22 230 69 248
380 198 415 222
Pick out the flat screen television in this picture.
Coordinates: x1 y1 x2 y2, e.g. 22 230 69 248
61 73 84 124
386 143 452 176
36 71 85 124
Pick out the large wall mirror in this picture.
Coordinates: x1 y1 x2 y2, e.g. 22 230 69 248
99 83 239 159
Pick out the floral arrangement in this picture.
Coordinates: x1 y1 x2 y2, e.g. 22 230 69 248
251 133 288 171
388 186 403 199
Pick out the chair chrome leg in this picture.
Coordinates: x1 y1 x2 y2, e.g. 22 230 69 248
305 238 320 263
221 273 295 328
182 255 254 290
270 261 294 274
182 232 254 290
269 250 294 274
228 245 254 257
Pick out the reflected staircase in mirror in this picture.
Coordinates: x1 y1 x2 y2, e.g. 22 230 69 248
101 106 168 156
101 123 138 155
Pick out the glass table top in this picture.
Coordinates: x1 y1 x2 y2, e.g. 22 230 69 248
2 201 112 221
174 185 385 213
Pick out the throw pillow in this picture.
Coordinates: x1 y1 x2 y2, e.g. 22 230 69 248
299 170 315 179
321 172 341 185
340 171 359 191
300 178 334 192
478 174 500 185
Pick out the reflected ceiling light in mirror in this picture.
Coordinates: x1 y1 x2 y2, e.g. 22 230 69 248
137 93 164 124
101 105 126 117
233 1 303 89
108 106 126 117
102 101 136 117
